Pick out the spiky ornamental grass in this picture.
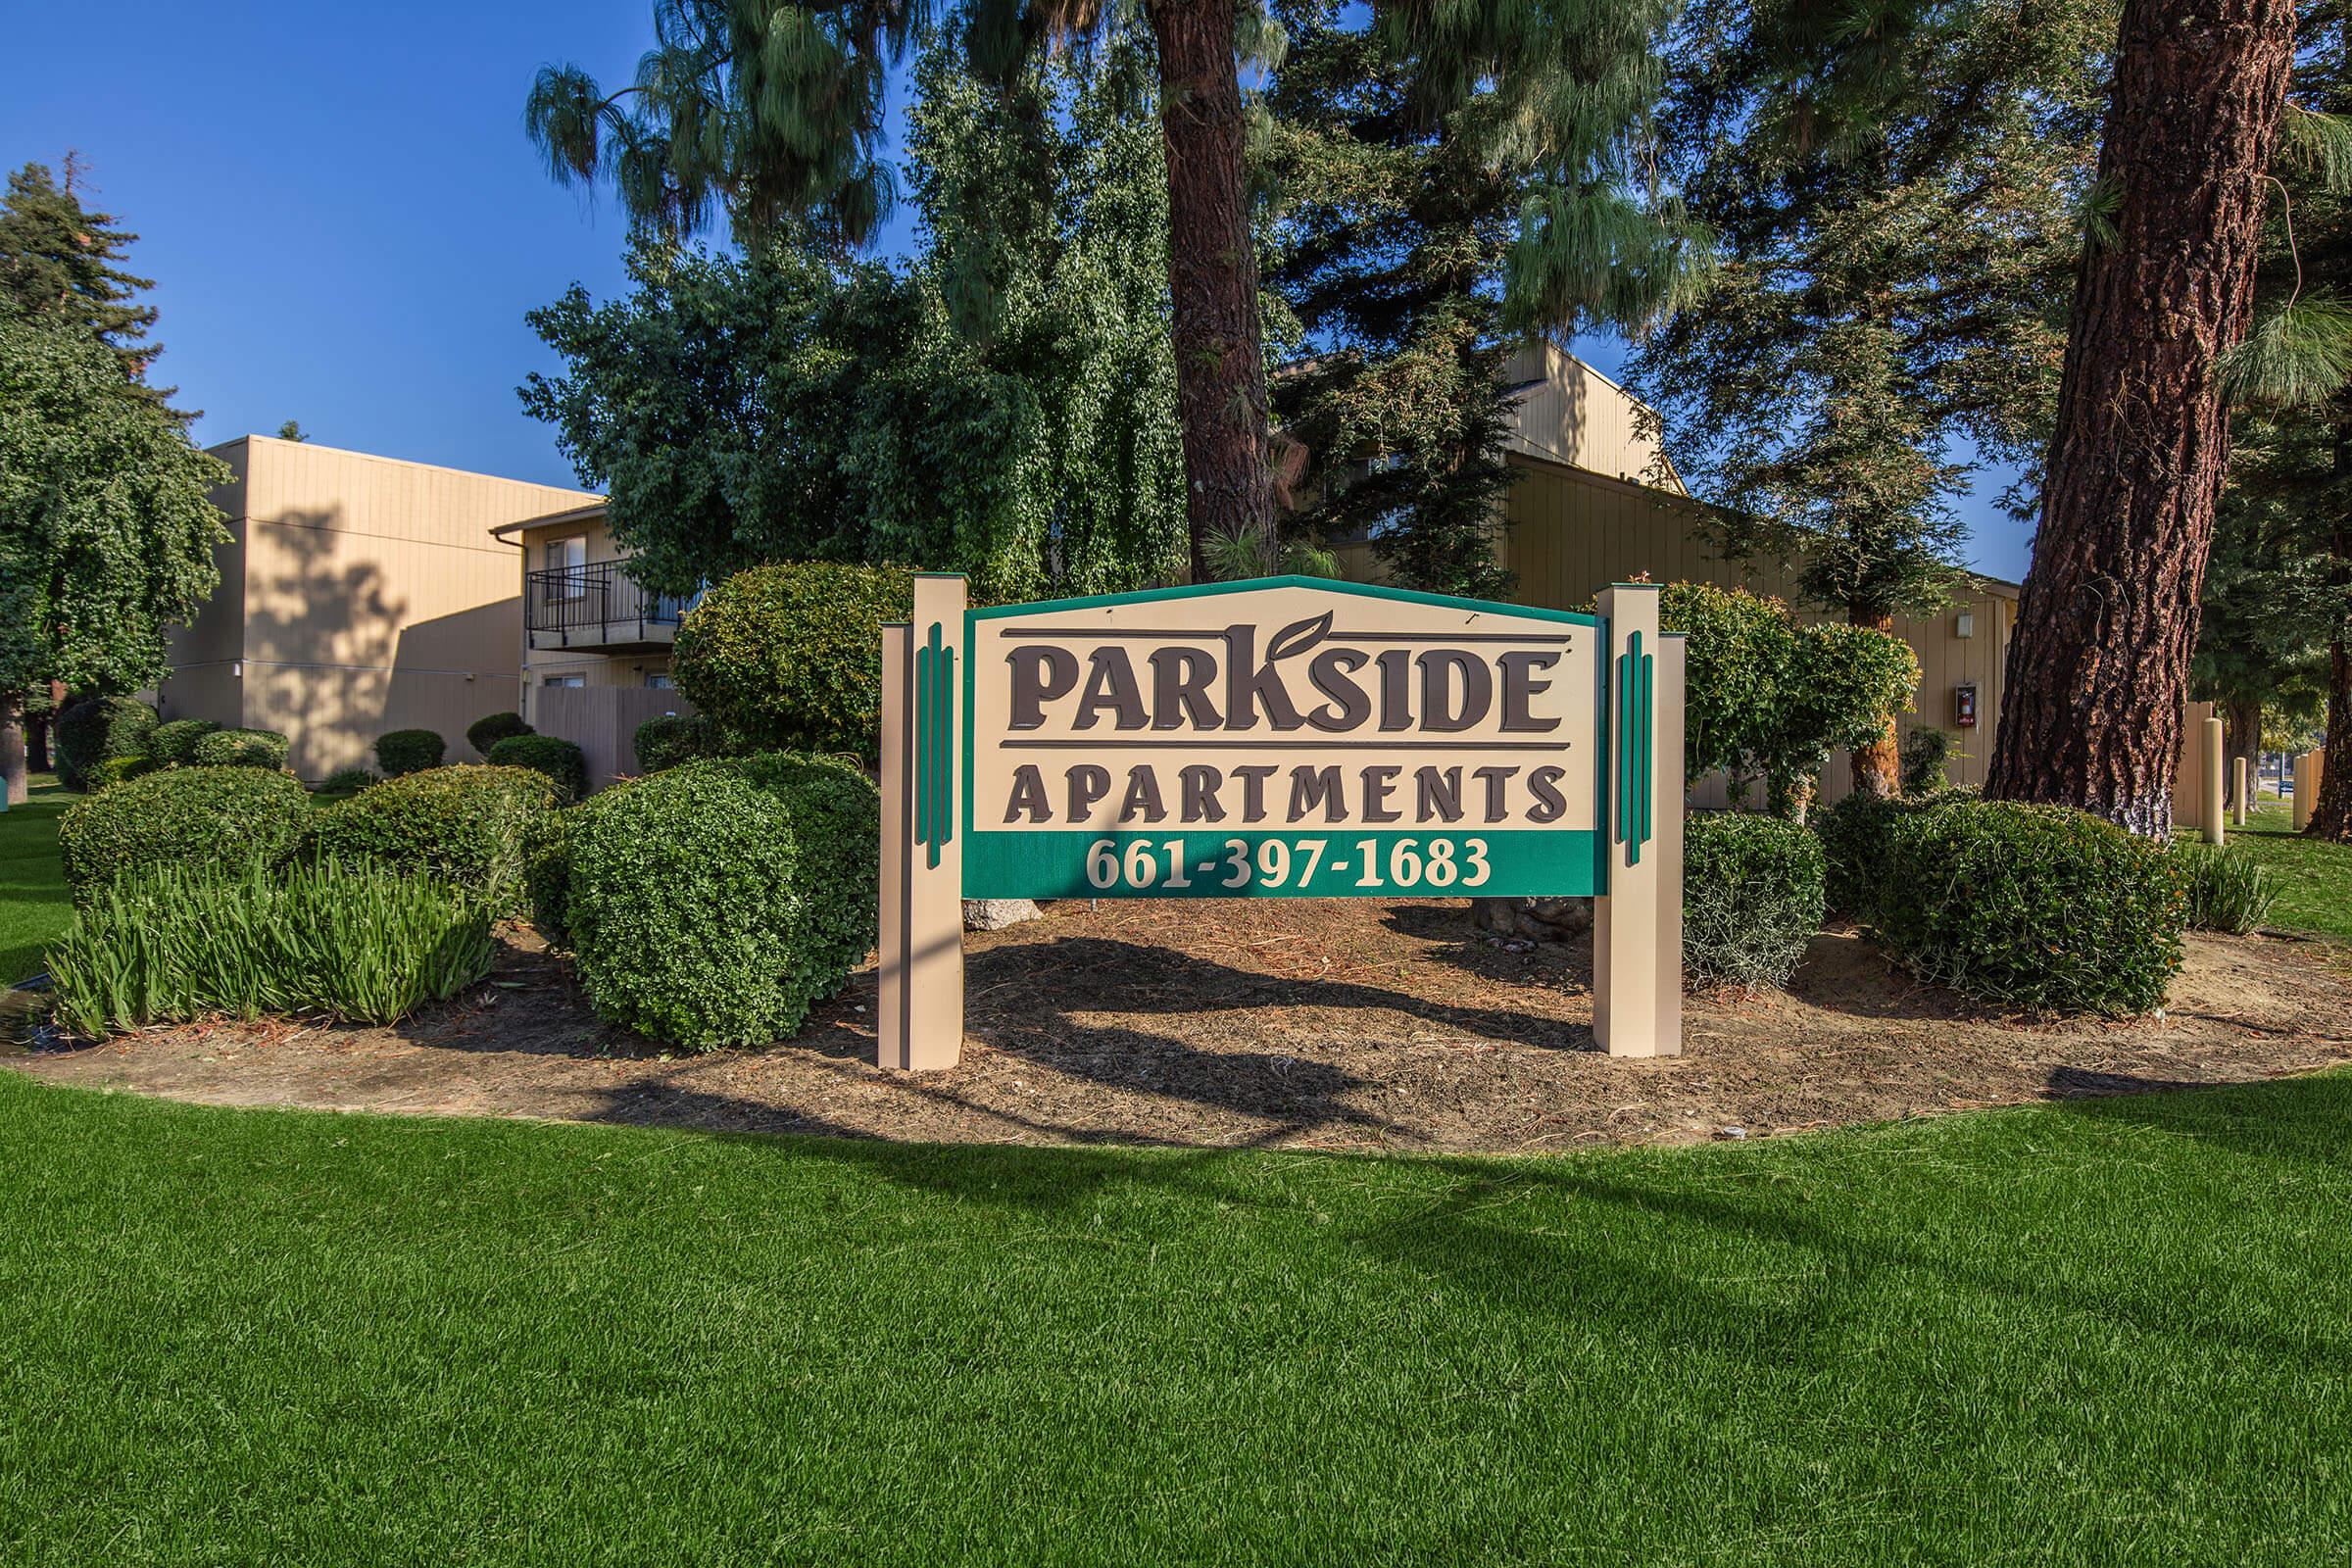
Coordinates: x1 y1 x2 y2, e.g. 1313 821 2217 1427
45 860 494 1036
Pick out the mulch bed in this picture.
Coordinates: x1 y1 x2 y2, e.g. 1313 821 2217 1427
12 899 2351 1153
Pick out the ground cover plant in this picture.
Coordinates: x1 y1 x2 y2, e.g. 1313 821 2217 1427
0 776 72 983
2174 842 2280 935
44 859 493 1034
0 1069 2346 1563
56 765 313 904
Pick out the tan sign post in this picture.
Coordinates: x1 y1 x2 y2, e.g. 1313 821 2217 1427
878 575 1686 1067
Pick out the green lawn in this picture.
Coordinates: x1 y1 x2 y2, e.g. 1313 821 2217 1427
2233 799 2352 941
1 1070 2347 1564
0 775 72 985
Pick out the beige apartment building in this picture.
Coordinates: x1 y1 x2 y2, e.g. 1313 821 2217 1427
160 436 600 779
493 343 2014 795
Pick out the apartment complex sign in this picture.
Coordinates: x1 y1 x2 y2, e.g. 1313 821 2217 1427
879 575 1685 1068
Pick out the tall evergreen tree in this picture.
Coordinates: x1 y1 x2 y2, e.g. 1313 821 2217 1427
0 158 177 406
1629 0 2116 799
1986 0 2297 832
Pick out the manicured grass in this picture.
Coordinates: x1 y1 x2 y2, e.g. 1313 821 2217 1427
2230 800 2352 941
0 775 73 984
2 1071 2348 1564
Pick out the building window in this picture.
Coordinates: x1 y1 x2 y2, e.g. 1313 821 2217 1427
543 536 587 598
543 673 586 689
646 672 673 690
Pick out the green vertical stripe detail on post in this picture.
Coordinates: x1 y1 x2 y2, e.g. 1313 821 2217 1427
1637 647 1654 853
1614 631 1653 867
915 620 954 870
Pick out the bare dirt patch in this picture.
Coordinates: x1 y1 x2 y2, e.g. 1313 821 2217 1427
12 900 2351 1152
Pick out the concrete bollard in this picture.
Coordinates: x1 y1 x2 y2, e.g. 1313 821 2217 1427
2202 716 2226 846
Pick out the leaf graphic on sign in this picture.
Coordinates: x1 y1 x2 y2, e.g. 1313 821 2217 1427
1264 610 1334 663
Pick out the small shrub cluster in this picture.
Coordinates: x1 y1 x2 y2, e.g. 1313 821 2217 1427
486 734 589 805
191 726 290 770
1900 726 1959 797
633 711 727 773
58 766 314 904
1683 813 1826 991
316 765 378 796
149 717 222 767
521 808 575 948
563 753 880 1048
55 696 157 791
305 765 558 915
46 859 493 1035
672 562 913 765
2173 843 2279 935
466 711 533 756
91 756 158 791
1821 794 2186 1014
373 728 446 778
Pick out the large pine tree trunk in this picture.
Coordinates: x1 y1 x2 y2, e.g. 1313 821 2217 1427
1 693 26 808
2311 514 2352 840
1984 0 2294 834
1148 0 1275 581
1848 607 1902 799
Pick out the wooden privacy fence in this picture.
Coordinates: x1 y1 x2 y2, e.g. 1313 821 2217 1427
534 686 700 791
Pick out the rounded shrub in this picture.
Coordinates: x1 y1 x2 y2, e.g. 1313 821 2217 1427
1683 813 1827 991
565 752 880 1048
466 711 533 757
521 807 575 949
91 756 158 792
633 711 727 773
149 717 222 767
1814 792 1907 921
373 728 446 778
191 726 290 770
57 765 312 903
305 764 558 915
316 765 378 796
1869 799 2186 1014
672 562 913 765
55 696 158 792
486 734 589 805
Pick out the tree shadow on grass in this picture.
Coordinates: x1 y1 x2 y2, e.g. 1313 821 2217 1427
2042 1064 2352 1170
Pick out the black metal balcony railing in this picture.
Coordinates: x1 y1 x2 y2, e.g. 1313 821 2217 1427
525 561 692 645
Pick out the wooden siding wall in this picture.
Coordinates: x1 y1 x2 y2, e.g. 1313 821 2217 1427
158 436 596 779
1498 344 1687 493
534 685 702 791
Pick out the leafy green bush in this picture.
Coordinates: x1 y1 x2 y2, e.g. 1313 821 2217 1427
633 711 728 773
1866 799 2186 1014
1683 813 1827 990
316 765 377 796
565 752 880 1048
149 717 221 767
305 765 558 915
91 756 157 792
2174 843 2279 935
373 728 446 778
522 807 575 948
486 734 589 805
58 766 313 904
672 562 913 764
466 711 533 756
46 859 493 1035
1814 792 1907 921
54 695 158 792
1901 726 1958 796
192 726 290 770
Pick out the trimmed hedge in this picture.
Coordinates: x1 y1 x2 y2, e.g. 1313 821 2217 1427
149 717 222 767
522 808 575 949
305 765 558 915
374 728 446 778
55 696 158 792
564 752 880 1048
633 711 727 773
466 711 533 757
1831 796 2186 1014
486 734 589 805
1683 813 1826 991
317 766 377 796
192 727 290 770
91 756 158 792
57 766 313 903
672 562 913 765
46 859 495 1035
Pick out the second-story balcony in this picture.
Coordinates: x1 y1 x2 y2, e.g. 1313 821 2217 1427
525 561 694 653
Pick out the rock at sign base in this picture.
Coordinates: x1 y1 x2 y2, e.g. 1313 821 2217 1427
963 899 1044 932
1471 896 1593 944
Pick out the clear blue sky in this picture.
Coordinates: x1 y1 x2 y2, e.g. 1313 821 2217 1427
5 0 2033 581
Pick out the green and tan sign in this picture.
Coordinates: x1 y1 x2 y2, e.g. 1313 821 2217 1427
879 575 1685 1067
